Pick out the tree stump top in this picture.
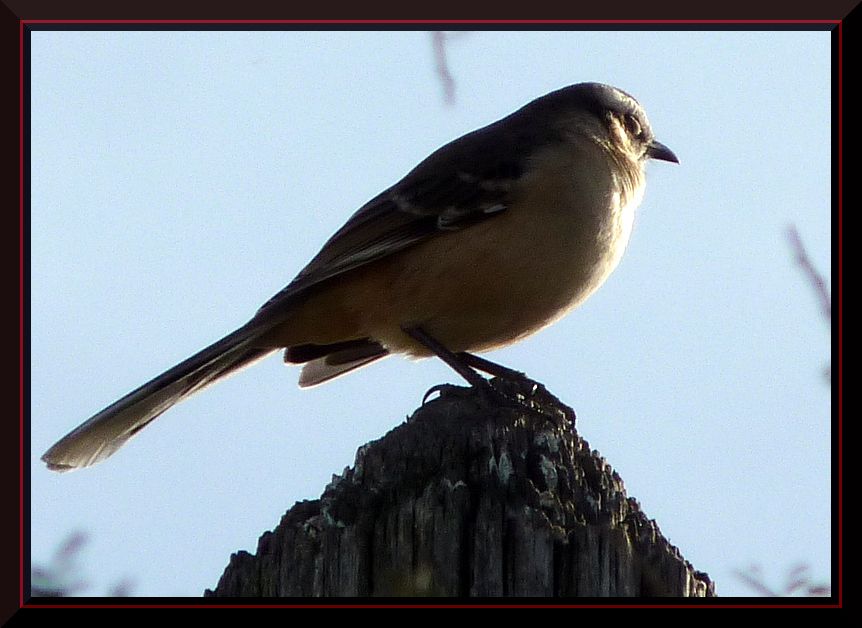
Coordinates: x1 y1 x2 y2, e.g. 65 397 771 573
207 380 714 598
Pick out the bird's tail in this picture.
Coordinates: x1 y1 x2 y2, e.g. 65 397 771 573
41 323 277 472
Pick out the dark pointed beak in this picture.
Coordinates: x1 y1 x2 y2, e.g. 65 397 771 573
646 140 679 164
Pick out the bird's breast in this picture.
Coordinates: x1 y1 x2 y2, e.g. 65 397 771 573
363 145 644 355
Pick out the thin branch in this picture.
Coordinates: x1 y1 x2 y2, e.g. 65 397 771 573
735 563 831 597
734 568 779 597
786 224 831 382
431 32 457 105
786 224 831 323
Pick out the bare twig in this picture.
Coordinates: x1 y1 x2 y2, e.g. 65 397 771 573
31 531 134 597
31 531 89 597
786 224 831 323
431 32 460 105
786 224 831 381
734 567 780 596
735 563 831 597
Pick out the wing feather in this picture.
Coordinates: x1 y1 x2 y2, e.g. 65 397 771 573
255 112 546 317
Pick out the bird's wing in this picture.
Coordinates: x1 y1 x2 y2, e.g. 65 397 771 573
255 116 540 317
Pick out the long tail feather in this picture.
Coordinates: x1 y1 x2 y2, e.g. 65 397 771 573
41 323 277 472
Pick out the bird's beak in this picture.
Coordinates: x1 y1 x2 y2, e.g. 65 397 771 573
646 140 679 164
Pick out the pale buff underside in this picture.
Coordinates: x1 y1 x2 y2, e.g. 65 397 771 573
259 141 643 359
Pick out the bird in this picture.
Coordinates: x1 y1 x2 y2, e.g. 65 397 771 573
41 82 678 472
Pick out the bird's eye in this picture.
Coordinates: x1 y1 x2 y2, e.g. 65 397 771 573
623 114 642 138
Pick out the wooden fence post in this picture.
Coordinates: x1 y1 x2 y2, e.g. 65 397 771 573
206 380 714 598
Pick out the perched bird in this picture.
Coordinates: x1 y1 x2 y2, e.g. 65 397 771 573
42 82 678 472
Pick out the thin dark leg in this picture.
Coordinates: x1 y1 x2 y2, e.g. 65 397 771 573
400 325 488 389
457 352 529 381
400 326 553 418
459 352 541 398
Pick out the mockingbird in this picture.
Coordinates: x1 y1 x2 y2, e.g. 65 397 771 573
42 82 678 472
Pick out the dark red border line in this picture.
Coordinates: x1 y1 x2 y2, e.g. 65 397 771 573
29 601 850 608
19 17 25 612
836 20 843 610
21 18 841 25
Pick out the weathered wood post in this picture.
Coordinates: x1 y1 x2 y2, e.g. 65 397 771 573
206 380 714 597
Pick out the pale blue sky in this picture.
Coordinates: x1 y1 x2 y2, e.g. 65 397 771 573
29 29 833 598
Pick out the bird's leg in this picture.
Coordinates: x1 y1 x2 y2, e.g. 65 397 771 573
400 325 489 390
401 326 564 424
457 352 528 382
400 325 543 410
458 352 541 397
